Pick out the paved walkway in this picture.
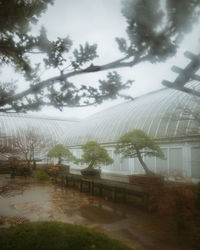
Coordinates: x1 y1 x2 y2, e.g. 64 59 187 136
0 175 194 250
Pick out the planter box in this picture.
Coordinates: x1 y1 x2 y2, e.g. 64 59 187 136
58 164 70 176
128 175 164 186
80 168 101 179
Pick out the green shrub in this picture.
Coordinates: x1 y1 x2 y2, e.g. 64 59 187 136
36 171 49 181
0 221 131 250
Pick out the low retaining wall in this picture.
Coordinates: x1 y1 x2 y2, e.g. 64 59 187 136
54 173 153 210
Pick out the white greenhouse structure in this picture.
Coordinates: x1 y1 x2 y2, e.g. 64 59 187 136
0 81 200 182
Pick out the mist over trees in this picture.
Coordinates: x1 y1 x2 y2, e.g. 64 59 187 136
0 0 199 112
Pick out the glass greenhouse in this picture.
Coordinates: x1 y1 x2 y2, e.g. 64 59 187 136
65 81 200 182
0 113 77 143
0 81 200 182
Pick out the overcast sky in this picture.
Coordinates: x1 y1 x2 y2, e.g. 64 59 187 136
3 0 200 119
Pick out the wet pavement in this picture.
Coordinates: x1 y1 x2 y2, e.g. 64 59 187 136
0 175 192 250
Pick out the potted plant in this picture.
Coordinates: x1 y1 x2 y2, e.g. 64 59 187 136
47 144 75 176
115 129 165 185
80 141 113 179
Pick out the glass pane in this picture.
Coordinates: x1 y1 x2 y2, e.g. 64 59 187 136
113 152 120 171
191 147 200 178
156 149 168 175
121 158 129 171
134 158 145 174
169 148 183 176
144 156 155 172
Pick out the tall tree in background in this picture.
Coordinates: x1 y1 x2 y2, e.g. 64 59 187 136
0 131 17 156
11 127 52 167
0 0 54 77
0 0 199 112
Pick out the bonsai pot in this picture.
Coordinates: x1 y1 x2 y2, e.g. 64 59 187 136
57 164 70 176
80 168 101 179
128 174 164 186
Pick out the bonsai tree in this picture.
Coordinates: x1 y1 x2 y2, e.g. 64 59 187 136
47 144 75 165
81 141 113 169
115 130 164 176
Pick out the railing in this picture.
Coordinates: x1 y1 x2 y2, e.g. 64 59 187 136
54 173 151 210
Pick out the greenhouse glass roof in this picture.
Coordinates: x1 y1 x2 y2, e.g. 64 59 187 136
0 81 199 147
0 113 77 143
64 81 200 146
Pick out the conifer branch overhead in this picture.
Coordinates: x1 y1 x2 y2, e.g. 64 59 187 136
0 0 199 112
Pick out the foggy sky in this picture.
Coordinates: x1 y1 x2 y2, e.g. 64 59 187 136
2 0 200 119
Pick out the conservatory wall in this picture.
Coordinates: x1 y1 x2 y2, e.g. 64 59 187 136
68 140 200 183
0 82 200 183
63 82 200 182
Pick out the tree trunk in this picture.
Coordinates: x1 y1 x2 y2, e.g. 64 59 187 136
33 160 36 170
58 157 62 165
88 159 95 169
28 155 31 168
136 150 155 176
32 150 36 170
25 153 30 168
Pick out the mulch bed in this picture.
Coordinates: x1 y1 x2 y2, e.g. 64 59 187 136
0 216 29 226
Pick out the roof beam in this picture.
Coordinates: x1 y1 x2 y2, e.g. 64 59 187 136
162 80 200 97
162 51 200 96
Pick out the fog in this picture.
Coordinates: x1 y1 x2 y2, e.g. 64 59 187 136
2 0 200 119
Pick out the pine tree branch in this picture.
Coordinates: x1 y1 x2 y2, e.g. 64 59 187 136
11 55 138 103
